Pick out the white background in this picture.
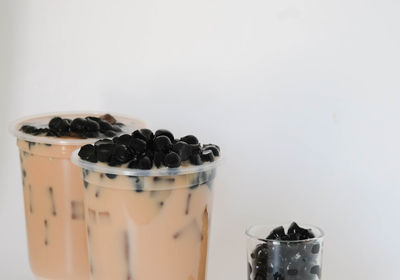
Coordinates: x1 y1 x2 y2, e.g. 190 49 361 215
1 0 400 279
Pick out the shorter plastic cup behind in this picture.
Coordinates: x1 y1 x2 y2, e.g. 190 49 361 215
10 112 145 280
71 150 220 280
246 224 324 280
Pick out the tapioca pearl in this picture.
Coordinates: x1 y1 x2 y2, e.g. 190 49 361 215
310 265 320 277
96 143 114 162
70 118 86 133
154 135 172 152
311 244 320 254
20 125 37 134
137 156 153 170
130 137 147 153
83 181 89 189
189 154 202 165
155 129 174 142
112 144 132 163
49 117 70 134
132 128 154 142
180 135 199 145
106 173 117 179
79 144 97 163
172 141 192 161
164 151 181 168
114 134 132 146
203 144 220 156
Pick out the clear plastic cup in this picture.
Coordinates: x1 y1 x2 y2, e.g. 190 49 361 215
71 150 220 280
246 224 324 280
9 112 146 280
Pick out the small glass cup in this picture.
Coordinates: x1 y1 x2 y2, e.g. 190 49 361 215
246 224 324 280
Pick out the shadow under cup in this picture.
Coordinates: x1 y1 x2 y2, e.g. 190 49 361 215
246 224 324 280
9 112 145 280
71 150 220 280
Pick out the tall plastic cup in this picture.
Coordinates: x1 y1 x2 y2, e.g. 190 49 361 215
71 150 220 280
9 112 145 280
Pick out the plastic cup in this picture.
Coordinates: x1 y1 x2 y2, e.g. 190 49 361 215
246 224 324 280
9 112 146 280
71 150 220 280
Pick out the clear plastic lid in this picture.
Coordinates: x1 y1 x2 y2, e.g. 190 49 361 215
9 111 146 146
71 149 221 177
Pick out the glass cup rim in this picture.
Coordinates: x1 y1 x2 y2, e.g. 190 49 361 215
245 223 325 244
9 110 146 146
71 149 221 177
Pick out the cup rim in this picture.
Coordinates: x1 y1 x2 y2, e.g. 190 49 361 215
9 111 146 146
245 223 325 244
71 149 221 177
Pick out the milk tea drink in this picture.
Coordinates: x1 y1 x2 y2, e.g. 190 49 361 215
10 113 145 280
72 129 220 280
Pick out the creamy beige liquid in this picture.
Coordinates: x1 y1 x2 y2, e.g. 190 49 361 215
82 167 216 280
18 140 90 280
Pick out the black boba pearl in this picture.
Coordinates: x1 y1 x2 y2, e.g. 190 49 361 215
311 244 320 254
172 141 192 161
189 154 202 165
254 244 269 260
85 119 100 132
180 135 198 145
70 118 86 133
98 120 113 132
164 152 181 168
310 265 320 276
137 156 153 170
154 136 172 152
203 144 220 156
133 129 154 142
20 125 37 134
266 226 286 240
78 144 97 163
95 139 114 146
112 145 132 163
130 138 147 153
154 129 174 142
287 222 302 240
117 134 133 146
190 143 201 154
86 116 101 123
79 144 95 159
49 117 70 134
153 151 165 168
200 149 214 162
287 269 298 276
106 173 117 179
96 143 114 162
